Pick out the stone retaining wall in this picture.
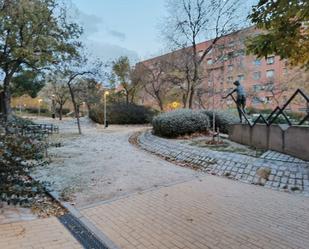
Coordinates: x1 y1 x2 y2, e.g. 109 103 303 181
229 124 309 161
138 131 309 195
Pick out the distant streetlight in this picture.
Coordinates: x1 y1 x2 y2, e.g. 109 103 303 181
38 99 43 116
104 91 109 128
171 101 180 109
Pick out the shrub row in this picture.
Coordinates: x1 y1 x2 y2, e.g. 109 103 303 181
89 103 157 125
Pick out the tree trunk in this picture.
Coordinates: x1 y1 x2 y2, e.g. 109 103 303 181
188 87 195 109
125 94 129 105
158 99 164 111
68 83 82 134
59 104 63 121
3 75 13 121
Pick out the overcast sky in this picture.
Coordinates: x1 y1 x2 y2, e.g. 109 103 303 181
72 0 167 63
72 0 258 64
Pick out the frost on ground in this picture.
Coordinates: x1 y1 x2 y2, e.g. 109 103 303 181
31 117 201 208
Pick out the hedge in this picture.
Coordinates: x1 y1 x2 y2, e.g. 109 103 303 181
200 110 238 134
152 109 209 138
89 103 157 125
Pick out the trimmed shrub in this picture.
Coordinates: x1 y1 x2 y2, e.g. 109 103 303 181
152 109 209 138
24 107 49 114
56 108 70 116
201 110 238 134
89 103 157 125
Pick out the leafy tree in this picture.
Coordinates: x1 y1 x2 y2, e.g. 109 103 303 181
11 71 45 98
247 0 309 69
0 0 82 119
111 56 140 104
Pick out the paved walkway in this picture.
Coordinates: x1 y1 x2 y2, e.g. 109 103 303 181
0 217 82 249
139 131 309 195
81 175 309 249
32 119 199 207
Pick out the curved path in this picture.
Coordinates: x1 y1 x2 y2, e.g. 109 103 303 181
138 130 309 195
32 118 201 208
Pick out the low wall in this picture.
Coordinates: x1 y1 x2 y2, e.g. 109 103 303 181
229 124 309 161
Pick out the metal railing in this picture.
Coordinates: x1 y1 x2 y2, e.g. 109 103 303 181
230 89 309 127
21 124 59 136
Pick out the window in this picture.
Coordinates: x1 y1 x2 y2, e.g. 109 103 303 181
253 71 261 80
252 96 262 104
227 51 234 60
266 69 275 78
227 65 233 71
283 68 288 75
238 74 245 82
253 84 262 92
253 59 261 66
265 82 274 91
266 56 275 65
207 58 213 65
228 41 235 47
265 96 272 103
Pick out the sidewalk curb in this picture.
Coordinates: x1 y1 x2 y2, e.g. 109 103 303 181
49 191 120 249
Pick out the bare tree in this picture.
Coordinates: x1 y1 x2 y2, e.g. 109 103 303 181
162 0 241 108
56 55 102 134
40 73 70 120
72 78 103 112
134 59 173 111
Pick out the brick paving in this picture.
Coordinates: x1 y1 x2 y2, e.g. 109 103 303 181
138 131 309 195
82 175 309 249
0 217 82 249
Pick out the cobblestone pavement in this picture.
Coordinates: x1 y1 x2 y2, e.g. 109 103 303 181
0 217 82 249
138 131 309 195
260 150 306 163
81 175 309 249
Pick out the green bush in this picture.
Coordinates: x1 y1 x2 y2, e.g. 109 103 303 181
56 107 70 116
247 107 273 115
152 109 209 138
89 103 157 125
24 107 49 114
200 110 238 134
0 117 46 206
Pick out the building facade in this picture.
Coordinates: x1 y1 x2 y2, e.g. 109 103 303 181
137 26 309 112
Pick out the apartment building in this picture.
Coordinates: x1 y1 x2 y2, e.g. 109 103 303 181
138 26 308 112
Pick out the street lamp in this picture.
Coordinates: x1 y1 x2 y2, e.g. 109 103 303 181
104 91 109 128
38 99 43 116
171 101 180 109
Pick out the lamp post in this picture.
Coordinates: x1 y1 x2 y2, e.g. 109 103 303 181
104 91 109 128
38 99 43 116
